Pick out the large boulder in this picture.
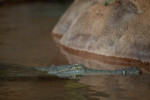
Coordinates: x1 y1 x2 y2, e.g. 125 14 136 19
52 0 150 63
52 0 94 37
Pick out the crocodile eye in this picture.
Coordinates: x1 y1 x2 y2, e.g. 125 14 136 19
73 64 78 67
70 66 76 70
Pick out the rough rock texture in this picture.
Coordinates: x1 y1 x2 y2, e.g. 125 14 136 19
52 0 150 63
52 0 94 35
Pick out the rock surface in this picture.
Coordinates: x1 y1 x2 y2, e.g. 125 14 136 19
52 0 150 63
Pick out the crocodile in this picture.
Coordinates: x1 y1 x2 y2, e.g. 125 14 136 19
36 63 142 79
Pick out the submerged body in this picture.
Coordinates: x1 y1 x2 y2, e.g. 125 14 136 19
36 63 142 79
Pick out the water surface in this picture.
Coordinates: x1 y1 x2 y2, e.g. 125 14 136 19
0 2 150 100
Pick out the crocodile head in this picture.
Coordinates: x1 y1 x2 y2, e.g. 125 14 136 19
56 63 87 79
69 63 84 70
46 63 86 79
47 63 86 74
57 63 86 73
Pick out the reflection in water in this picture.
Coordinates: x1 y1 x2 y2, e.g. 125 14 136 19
0 2 150 100
60 45 150 72
0 64 100 100
60 46 150 100
79 74 150 100
64 80 90 100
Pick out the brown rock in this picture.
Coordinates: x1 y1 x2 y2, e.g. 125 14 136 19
52 0 150 63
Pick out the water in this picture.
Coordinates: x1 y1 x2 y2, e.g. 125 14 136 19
0 2 150 100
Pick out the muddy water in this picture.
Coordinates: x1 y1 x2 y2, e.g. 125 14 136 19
0 2 150 100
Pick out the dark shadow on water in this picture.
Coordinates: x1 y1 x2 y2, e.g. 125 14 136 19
0 63 102 100
0 1 149 100
0 2 69 67
0 63 55 80
1 62 149 100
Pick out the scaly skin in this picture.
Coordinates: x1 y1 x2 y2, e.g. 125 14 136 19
36 63 142 79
